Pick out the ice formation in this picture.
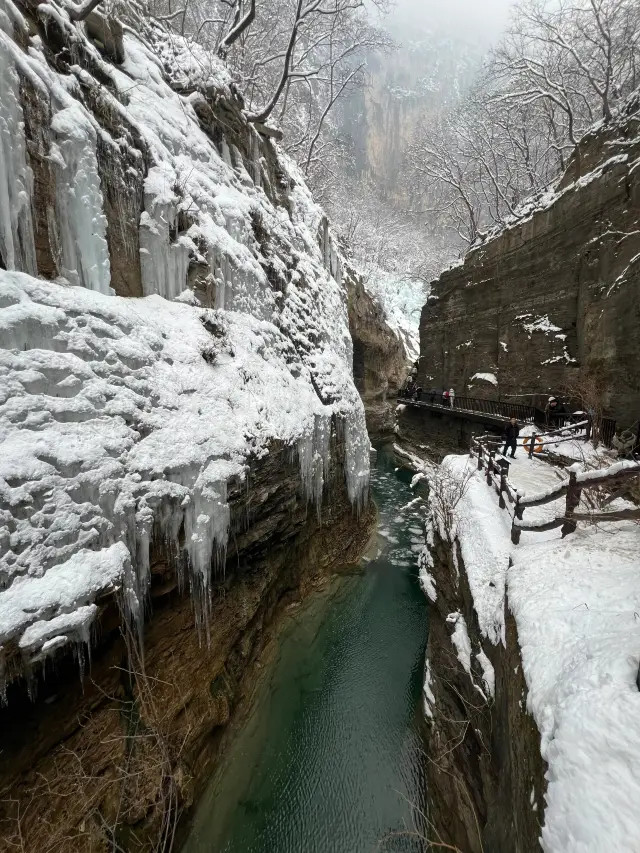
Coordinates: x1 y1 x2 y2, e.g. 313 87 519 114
50 106 111 293
0 6 36 275
0 0 370 695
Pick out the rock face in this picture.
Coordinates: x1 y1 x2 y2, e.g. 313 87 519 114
0 435 374 852
396 403 480 462
345 264 409 437
425 533 546 853
417 95 640 427
0 2 379 849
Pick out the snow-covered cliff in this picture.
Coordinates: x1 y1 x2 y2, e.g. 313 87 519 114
0 0 370 695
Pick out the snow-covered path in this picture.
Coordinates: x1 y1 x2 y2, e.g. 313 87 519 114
427 448 640 853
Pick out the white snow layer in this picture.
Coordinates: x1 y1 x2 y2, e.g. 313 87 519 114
362 266 422 361
471 371 498 385
0 4 370 692
435 450 640 852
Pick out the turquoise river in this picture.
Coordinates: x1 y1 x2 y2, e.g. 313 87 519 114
183 446 429 853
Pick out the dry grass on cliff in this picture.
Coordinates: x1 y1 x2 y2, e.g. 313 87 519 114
1 624 201 853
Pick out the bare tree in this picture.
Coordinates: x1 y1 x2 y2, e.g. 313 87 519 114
143 0 391 183
407 0 640 248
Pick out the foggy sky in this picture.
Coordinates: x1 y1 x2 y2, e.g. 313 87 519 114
382 0 515 42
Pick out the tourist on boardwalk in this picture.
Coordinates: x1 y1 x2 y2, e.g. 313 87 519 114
449 388 455 408
503 417 520 458
442 389 449 405
545 396 560 426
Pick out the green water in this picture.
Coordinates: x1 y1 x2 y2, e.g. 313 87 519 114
182 447 429 853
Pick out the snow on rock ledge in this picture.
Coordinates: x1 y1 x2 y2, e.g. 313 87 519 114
0 265 367 694
0 0 371 695
432 451 640 851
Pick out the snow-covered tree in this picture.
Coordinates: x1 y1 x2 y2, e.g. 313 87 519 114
409 0 640 247
143 0 392 187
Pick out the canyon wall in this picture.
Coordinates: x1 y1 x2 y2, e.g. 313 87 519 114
424 533 546 853
417 94 640 426
345 263 409 438
0 1 392 847
0 430 374 851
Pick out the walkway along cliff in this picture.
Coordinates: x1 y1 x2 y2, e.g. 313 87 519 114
413 91 640 431
408 90 640 852
0 1 406 848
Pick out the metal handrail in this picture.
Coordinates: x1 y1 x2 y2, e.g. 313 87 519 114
398 391 617 448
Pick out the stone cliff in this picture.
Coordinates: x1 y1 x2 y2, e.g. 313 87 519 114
0 0 391 848
417 93 640 427
424 532 546 853
345 263 409 438
0 432 374 851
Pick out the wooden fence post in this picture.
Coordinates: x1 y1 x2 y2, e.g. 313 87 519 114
511 495 523 545
477 444 484 470
561 471 582 537
528 433 536 459
487 450 495 485
499 459 509 509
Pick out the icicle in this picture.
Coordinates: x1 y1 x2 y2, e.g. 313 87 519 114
221 137 233 168
0 42 37 275
135 502 154 607
341 409 370 514
183 462 232 639
295 413 332 518
139 204 190 300
49 106 111 292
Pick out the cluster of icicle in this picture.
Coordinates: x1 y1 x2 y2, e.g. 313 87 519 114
0 0 370 700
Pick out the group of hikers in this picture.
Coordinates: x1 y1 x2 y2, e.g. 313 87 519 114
402 371 457 408
400 371 573 459
402 373 569 427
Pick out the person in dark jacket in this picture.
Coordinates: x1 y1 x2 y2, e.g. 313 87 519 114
503 417 520 458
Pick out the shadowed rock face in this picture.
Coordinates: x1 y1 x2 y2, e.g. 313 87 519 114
425 532 547 853
0 435 375 852
417 96 640 428
346 265 409 438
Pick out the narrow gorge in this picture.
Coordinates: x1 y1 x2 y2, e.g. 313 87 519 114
0 0 414 848
2 0 640 851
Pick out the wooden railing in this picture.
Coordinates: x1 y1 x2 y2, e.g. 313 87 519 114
521 419 589 458
470 436 640 545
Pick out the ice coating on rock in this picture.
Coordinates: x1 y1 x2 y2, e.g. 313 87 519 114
0 269 369 688
50 107 111 293
0 0 372 691
0 11 37 276
140 166 191 300
342 407 371 513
